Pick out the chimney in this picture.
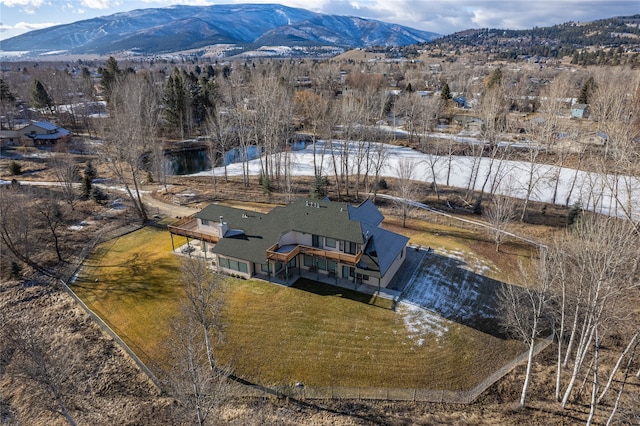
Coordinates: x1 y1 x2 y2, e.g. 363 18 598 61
218 216 227 238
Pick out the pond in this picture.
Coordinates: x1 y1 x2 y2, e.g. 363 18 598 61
164 140 309 175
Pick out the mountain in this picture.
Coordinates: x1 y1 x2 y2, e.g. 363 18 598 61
0 4 440 57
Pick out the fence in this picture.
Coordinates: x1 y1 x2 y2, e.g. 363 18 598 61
58 222 164 393
59 218 552 404
225 333 554 403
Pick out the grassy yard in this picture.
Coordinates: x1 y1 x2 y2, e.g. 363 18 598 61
73 225 525 391
73 227 187 365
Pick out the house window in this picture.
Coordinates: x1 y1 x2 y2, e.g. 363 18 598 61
219 257 248 274
303 255 313 267
325 237 336 248
339 240 344 251
316 258 327 270
343 266 355 278
261 263 271 273
345 241 358 255
312 234 321 248
201 219 209 226
328 260 337 273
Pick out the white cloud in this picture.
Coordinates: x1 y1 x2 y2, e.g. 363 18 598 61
138 0 214 5
0 20 59 33
81 0 114 9
0 0 44 6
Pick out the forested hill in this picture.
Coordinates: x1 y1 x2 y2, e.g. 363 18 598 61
422 15 640 65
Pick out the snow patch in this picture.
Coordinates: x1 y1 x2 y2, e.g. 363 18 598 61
399 302 448 345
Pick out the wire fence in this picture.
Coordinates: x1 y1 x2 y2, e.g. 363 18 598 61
225 333 553 403
57 222 165 393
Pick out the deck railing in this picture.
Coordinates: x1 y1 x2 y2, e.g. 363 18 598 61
266 243 362 265
168 217 220 244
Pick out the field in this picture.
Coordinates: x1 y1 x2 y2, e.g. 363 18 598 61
73 222 526 391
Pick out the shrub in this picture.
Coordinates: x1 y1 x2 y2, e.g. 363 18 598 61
8 161 21 175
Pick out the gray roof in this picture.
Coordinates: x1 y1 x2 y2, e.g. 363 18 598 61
195 198 407 269
358 223 409 277
348 199 384 226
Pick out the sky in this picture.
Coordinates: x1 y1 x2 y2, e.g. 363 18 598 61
0 0 638 41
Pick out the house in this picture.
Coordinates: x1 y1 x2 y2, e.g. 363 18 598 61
0 130 21 148
21 121 72 145
169 198 409 289
571 103 589 119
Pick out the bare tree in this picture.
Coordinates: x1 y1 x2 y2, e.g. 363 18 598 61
393 158 420 228
33 195 68 263
549 216 639 410
180 256 225 371
485 193 516 252
50 152 79 209
164 311 232 426
1 309 79 425
100 73 161 223
499 250 552 407
0 185 56 278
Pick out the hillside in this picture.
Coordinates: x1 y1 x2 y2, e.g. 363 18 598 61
417 15 640 65
0 4 439 58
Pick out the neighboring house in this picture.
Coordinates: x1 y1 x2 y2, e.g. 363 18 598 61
21 121 72 145
453 115 483 131
571 103 589 119
453 96 468 108
169 198 409 289
0 130 21 148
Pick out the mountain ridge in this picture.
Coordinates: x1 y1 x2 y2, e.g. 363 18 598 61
0 3 440 57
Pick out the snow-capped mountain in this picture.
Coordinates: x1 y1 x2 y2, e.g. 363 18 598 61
1 4 440 56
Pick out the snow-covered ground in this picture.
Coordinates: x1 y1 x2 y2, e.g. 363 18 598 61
189 139 640 221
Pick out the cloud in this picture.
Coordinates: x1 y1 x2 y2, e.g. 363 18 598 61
81 0 115 9
0 0 43 6
138 0 214 5
0 20 60 33
0 0 44 14
308 0 639 34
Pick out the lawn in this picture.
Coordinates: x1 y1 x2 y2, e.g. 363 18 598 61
73 225 525 391
73 227 187 365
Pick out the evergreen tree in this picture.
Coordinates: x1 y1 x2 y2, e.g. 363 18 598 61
164 68 191 136
577 77 596 104
0 78 16 128
82 161 97 199
441 83 452 100
30 80 54 114
0 78 16 105
486 67 503 89
310 175 329 199
100 56 121 104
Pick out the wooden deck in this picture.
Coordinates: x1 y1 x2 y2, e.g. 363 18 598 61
266 243 362 265
168 217 220 244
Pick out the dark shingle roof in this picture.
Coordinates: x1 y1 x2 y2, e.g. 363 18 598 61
195 198 405 267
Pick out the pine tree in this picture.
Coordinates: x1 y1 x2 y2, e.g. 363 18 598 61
486 67 503 89
82 161 97 199
577 77 596 105
0 78 16 128
441 83 452 100
30 80 54 114
101 56 121 104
